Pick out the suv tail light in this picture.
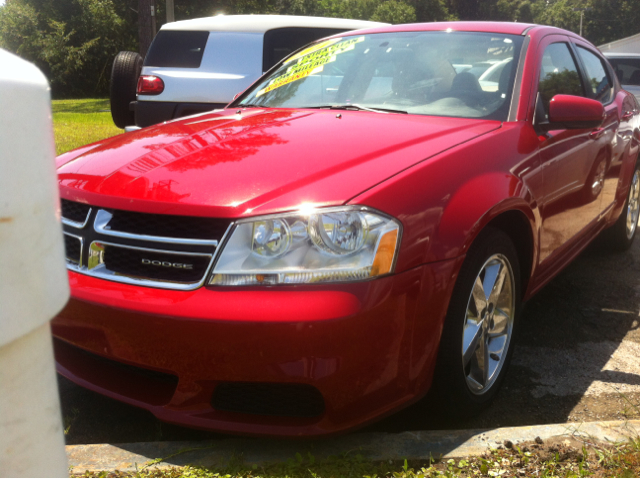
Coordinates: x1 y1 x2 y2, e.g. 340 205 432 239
137 75 164 95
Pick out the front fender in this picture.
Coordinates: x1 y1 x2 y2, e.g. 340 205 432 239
435 172 538 260
350 122 541 274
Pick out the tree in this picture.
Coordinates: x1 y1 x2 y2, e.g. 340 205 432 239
493 0 538 22
410 0 453 22
446 0 485 20
371 0 416 24
0 1 43 62
138 0 156 55
531 0 640 45
579 0 640 46
0 0 135 97
273 0 417 22
534 0 579 31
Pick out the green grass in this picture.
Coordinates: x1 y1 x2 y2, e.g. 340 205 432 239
73 437 640 478
52 98 123 155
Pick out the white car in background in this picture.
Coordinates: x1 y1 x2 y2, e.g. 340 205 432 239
604 53 640 102
478 58 513 92
110 15 387 129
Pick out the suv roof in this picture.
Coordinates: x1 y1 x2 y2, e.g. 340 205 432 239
161 14 384 33
603 53 640 58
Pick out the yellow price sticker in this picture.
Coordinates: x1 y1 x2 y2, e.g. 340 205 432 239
256 36 365 97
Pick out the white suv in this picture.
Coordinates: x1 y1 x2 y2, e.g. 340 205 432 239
604 53 640 102
110 15 386 129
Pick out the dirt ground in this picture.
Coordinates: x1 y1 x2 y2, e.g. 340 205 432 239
58 233 640 445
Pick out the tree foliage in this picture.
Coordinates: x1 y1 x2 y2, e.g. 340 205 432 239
492 0 539 22
0 0 135 97
538 68 583 110
371 0 416 23
1 0 639 98
443 0 639 46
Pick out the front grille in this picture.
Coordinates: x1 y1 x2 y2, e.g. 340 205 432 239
103 245 210 282
64 234 81 264
61 199 91 224
60 201 232 290
213 382 325 418
106 209 228 240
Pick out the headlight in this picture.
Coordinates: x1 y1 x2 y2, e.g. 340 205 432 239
252 219 291 257
209 206 401 286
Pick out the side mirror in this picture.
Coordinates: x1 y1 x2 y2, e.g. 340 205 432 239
233 92 240 100
548 94 605 129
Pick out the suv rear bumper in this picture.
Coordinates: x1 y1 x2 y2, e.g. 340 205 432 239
134 100 228 127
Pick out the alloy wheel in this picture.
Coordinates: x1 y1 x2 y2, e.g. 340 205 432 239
462 254 515 395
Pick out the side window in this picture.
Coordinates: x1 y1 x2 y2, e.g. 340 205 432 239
536 42 584 122
576 46 614 104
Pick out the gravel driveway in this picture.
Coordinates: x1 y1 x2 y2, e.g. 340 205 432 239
58 233 640 444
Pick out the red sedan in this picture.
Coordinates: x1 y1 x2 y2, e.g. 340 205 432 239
53 21 640 437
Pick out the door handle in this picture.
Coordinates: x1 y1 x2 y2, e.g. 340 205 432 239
622 110 634 121
589 128 605 140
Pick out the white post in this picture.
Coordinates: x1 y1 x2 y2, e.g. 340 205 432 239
0 49 70 477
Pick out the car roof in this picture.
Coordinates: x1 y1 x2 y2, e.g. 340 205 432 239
160 15 388 33
338 21 539 37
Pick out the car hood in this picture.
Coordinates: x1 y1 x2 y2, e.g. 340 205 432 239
58 108 500 218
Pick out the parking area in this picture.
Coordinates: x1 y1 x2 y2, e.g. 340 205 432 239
58 233 640 445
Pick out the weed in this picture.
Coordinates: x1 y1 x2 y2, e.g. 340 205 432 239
69 437 640 477
63 407 80 435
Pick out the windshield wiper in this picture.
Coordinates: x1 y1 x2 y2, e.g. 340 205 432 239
308 104 408 114
237 103 408 114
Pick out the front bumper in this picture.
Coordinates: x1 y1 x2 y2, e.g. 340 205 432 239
52 259 459 437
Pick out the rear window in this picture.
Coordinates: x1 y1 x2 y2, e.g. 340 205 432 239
145 31 209 68
262 28 349 72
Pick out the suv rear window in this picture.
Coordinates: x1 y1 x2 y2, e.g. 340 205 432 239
145 31 209 68
608 57 640 86
262 27 349 72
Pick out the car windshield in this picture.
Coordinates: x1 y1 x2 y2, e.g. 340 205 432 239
237 31 524 120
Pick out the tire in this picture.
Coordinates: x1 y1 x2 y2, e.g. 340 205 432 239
601 161 640 252
431 227 521 416
110 51 143 129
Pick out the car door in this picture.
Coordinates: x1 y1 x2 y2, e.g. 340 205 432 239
573 41 628 216
533 35 609 264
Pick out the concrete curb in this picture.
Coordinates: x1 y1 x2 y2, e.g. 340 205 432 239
66 419 640 473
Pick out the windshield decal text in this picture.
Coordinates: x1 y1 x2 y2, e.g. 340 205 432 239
256 36 364 97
